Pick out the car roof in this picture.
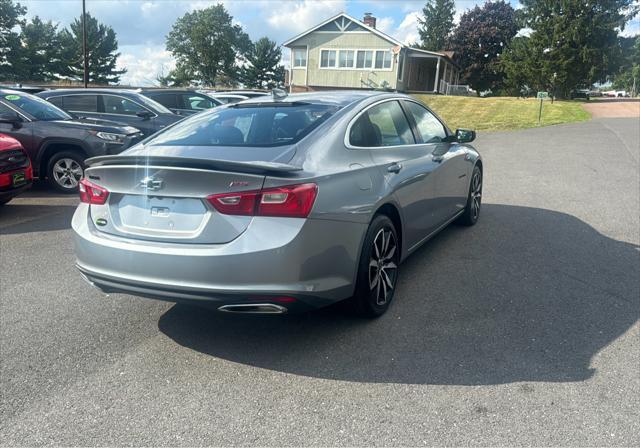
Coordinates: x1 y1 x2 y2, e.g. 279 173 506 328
40 88 140 96
238 90 393 107
138 88 206 94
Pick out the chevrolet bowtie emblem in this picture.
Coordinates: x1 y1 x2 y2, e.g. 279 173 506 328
139 176 164 191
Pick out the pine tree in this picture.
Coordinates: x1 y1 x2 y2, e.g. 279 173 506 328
417 0 456 51
240 37 284 89
57 13 125 84
0 0 26 81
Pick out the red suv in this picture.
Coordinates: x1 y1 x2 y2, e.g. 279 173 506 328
0 133 33 205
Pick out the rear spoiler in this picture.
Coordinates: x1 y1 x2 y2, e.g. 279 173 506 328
85 155 302 175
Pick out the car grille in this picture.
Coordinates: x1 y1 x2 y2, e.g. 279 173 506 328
0 149 30 173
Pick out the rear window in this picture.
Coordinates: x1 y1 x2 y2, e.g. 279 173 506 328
146 103 341 147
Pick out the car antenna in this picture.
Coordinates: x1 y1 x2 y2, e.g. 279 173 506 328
272 88 288 101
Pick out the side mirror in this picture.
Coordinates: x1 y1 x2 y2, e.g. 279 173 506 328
136 110 154 120
0 112 23 129
455 128 476 143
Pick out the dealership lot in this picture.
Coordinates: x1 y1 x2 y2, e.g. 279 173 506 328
1 117 638 445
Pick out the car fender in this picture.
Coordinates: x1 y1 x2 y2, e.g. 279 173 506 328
36 137 91 174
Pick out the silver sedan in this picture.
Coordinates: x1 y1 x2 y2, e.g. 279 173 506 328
73 91 482 317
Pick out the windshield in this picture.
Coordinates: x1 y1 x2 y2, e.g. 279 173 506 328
145 102 341 147
3 92 71 121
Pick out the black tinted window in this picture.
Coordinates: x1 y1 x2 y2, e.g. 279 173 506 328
350 100 414 147
146 103 340 147
149 93 178 110
47 97 64 108
403 101 447 143
102 95 147 116
62 94 98 112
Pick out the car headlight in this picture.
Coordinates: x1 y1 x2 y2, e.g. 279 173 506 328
94 132 127 144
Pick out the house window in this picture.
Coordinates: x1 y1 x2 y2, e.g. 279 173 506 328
375 50 392 69
338 50 355 68
356 50 373 69
320 49 337 68
293 48 307 68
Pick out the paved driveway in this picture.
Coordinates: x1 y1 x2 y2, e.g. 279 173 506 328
1 118 638 446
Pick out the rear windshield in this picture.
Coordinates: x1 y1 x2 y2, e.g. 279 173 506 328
145 102 341 147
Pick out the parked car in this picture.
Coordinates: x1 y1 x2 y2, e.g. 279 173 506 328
0 89 142 192
72 91 482 317
0 84 46 94
570 89 590 100
138 89 222 116
589 90 603 97
0 133 33 205
37 89 183 137
201 92 252 104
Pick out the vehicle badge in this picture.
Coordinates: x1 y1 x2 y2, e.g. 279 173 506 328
139 176 164 191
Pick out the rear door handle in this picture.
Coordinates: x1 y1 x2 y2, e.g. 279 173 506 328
387 162 403 173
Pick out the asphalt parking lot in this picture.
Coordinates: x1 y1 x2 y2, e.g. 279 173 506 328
1 117 638 446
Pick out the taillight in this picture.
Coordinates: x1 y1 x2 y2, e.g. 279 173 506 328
79 178 109 205
207 183 317 218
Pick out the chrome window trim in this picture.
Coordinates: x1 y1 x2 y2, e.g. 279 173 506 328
0 100 33 122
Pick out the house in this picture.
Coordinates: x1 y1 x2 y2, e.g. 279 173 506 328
283 12 460 94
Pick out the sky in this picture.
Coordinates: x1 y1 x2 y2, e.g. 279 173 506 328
19 0 640 86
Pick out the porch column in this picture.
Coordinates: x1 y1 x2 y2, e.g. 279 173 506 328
442 62 448 93
433 57 441 92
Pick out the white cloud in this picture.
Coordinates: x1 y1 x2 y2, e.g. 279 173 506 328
117 45 175 86
376 16 395 35
393 11 421 45
266 0 345 36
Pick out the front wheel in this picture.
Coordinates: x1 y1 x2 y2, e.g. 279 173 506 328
350 215 400 318
47 151 85 193
457 165 482 226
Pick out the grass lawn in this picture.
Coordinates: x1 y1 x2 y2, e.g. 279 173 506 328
411 95 591 132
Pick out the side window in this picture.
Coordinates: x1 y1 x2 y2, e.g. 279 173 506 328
151 93 178 110
102 95 148 116
181 94 214 111
61 95 98 112
403 101 447 143
0 101 16 115
47 97 64 109
349 101 415 147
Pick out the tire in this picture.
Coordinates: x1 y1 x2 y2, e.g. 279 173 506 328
349 214 400 318
47 151 85 193
457 165 482 226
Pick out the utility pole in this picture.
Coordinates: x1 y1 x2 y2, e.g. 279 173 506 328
82 0 88 87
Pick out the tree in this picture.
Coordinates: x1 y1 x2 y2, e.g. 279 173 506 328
417 0 456 51
0 0 26 81
14 17 61 82
509 0 639 98
240 37 284 89
165 4 251 86
446 1 519 93
57 13 125 84
612 36 640 94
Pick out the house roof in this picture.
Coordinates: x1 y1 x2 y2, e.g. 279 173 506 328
282 12 404 47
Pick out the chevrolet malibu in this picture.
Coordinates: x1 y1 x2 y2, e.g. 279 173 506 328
73 91 482 317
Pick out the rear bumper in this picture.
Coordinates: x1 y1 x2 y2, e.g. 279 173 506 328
72 204 366 310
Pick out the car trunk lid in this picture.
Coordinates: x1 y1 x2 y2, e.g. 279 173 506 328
84 154 301 244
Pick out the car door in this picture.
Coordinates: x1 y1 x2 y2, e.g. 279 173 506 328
0 100 35 161
99 94 157 136
402 100 469 220
348 99 442 250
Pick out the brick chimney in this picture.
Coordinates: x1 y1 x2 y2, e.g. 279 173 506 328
363 12 376 29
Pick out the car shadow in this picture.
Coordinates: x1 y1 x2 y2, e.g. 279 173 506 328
157 204 639 385
0 203 76 234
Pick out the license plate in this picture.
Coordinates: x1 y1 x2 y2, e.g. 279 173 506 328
12 171 26 186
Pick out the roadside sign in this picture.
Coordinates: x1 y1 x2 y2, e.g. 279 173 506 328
537 92 550 100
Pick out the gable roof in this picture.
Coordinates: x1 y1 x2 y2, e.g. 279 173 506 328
282 12 404 47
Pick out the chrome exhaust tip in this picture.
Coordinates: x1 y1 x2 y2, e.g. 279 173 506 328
218 303 288 314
